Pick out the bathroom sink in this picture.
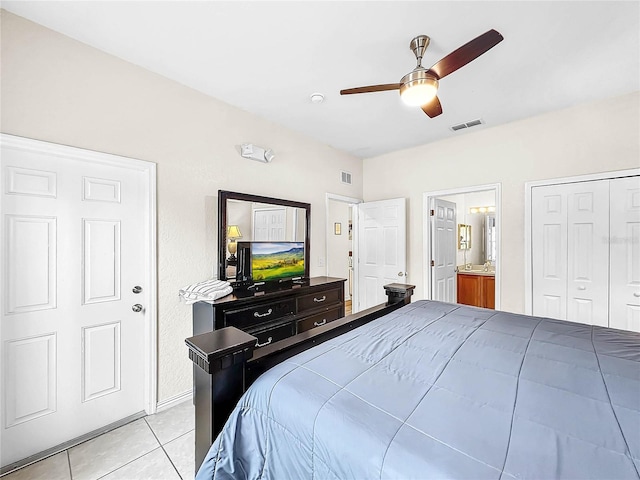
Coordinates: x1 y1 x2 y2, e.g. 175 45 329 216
457 265 495 275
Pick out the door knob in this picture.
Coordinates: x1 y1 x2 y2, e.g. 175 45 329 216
132 304 144 313
398 272 404 277
132 286 143 294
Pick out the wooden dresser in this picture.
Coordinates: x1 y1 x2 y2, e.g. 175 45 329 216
193 277 346 349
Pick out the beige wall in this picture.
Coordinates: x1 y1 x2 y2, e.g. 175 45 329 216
364 90 640 314
0 11 363 402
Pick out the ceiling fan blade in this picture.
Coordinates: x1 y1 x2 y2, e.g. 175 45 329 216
421 96 443 118
427 29 503 80
340 83 401 95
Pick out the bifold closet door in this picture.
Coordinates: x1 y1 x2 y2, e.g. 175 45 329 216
609 176 640 331
532 184 568 320
565 181 609 326
532 180 609 325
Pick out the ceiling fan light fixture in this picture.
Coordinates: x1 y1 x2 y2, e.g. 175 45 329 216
399 71 439 106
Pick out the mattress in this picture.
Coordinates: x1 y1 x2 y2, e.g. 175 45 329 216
196 300 640 479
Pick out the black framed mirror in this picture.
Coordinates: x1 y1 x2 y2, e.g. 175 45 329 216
218 190 311 282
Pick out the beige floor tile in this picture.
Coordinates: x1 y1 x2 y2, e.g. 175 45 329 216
1 452 70 480
101 447 180 480
164 430 195 480
68 419 159 480
145 400 194 445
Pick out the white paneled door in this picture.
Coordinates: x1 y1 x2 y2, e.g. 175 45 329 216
1 137 150 467
609 176 640 331
565 181 610 326
531 174 640 331
355 198 406 312
532 181 610 324
532 184 569 320
253 208 286 241
431 198 457 303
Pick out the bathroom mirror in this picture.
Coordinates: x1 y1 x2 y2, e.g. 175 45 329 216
458 224 471 250
218 190 310 281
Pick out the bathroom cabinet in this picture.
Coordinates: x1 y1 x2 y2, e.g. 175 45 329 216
457 273 495 309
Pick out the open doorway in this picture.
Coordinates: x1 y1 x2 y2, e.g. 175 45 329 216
326 193 361 315
423 184 501 309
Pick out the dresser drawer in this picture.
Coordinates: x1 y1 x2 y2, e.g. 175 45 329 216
224 298 296 329
247 321 295 349
297 288 342 313
297 307 342 333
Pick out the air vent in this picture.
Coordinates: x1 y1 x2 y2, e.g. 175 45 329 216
341 171 352 185
450 118 484 132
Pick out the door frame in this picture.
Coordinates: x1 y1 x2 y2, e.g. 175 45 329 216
325 193 362 307
524 168 640 315
423 183 502 309
0 133 158 415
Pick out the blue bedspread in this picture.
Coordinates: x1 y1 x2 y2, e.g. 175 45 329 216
196 300 640 479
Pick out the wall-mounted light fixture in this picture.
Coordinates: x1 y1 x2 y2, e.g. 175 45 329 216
239 143 275 163
469 206 496 214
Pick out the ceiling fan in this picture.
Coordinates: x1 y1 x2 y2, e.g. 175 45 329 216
340 29 504 118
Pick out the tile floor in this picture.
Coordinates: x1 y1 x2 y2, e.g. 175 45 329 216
3 400 196 480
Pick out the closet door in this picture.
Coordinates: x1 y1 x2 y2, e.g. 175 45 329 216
566 181 610 326
532 180 610 325
609 176 640 331
532 185 568 320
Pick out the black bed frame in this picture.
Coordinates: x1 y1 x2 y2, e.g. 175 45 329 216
185 283 415 471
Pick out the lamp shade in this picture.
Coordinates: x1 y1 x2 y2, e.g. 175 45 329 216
399 70 439 107
227 225 242 239
400 78 438 106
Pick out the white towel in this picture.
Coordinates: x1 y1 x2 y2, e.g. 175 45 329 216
179 278 233 304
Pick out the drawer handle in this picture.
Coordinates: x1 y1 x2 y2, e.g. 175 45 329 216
313 296 327 303
254 308 273 318
314 319 327 327
255 337 273 348
634 292 640 298
577 286 586 291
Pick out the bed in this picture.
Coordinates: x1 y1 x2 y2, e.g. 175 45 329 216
192 300 640 480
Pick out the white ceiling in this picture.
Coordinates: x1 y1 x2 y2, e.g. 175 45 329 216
3 1 639 158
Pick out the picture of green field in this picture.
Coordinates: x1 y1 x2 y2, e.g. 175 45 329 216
251 243 305 281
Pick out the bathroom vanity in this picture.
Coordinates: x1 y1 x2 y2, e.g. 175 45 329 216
457 269 495 309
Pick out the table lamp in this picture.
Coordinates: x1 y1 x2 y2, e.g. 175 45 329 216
227 225 242 261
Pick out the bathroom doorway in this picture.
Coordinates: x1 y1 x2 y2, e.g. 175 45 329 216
326 193 361 315
423 184 501 309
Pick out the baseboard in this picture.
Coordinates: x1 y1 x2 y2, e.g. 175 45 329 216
155 389 193 413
